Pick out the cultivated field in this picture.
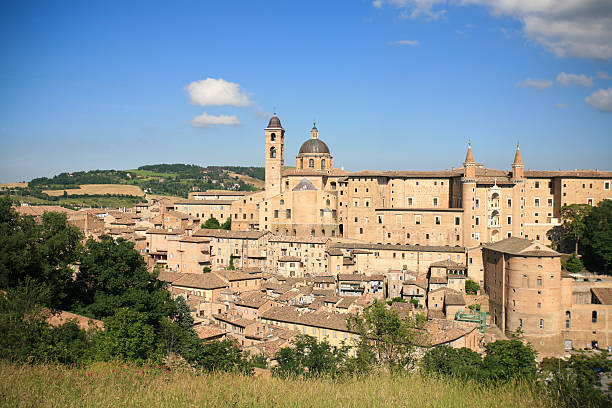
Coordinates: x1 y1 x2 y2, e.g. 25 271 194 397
0 362 554 408
229 172 265 189
0 182 28 188
43 184 145 197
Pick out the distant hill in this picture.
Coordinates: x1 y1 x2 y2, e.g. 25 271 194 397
0 164 265 209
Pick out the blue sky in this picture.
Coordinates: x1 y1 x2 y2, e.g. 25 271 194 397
0 0 611 182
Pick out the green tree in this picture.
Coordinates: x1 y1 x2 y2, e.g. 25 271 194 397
274 335 349 378
0 197 83 309
228 254 236 270
347 300 425 371
196 339 251 373
465 280 480 295
202 216 221 229
482 340 537 381
202 266 211 273
542 352 612 408
422 346 484 380
174 296 194 331
560 204 592 254
74 236 175 326
581 200 612 273
95 308 156 361
221 217 231 230
562 252 584 273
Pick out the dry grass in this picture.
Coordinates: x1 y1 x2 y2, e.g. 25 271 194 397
228 172 265 189
43 184 144 197
0 182 28 188
0 361 556 408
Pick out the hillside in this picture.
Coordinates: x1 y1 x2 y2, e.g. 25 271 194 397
0 164 265 208
0 362 552 408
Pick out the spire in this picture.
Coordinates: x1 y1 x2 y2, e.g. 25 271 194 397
310 122 319 139
464 141 474 164
513 142 523 166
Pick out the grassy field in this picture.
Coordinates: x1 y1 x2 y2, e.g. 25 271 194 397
5 194 142 209
0 362 554 408
43 184 145 197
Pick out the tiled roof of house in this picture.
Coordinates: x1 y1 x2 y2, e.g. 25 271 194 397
156 271 184 283
278 256 301 262
429 260 467 269
194 229 268 240
331 242 465 253
235 292 270 308
426 319 478 346
270 235 329 244
484 237 559 256
194 324 226 340
173 273 228 290
592 287 612 305
444 288 466 306
260 306 355 333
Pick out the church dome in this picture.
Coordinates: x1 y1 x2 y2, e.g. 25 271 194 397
298 139 330 155
267 115 283 129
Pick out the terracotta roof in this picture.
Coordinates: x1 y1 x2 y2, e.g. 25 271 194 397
270 235 329 244
592 288 612 305
338 273 367 282
348 170 458 179
260 306 355 333
426 319 478 346
429 276 448 284
484 237 559 256
235 292 271 308
178 236 211 244
525 170 612 179
173 273 227 290
336 297 357 309
213 314 255 328
146 228 181 235
193 229 268 240
427 309 446 320
331 242 464 253
312 276 335 283
192 190 250 196
444 289 466 306
156 271 184 283
403 278 428 290
292 178 318 191
278 256 301 262
429 260 467 269
46 310 103 331
283 168 348 177
174 199 234 205
214 270 263 281
513 146 523 165
194 324 226 340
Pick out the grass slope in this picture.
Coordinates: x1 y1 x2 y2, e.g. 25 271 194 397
0 362 553 408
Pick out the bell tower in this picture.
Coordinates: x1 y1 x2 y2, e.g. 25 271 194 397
265 115 284 199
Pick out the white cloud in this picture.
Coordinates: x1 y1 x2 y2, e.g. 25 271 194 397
391 39 420 46
191 112 240 128
585 88 612 112
556 72 594 87
459 0 612 59
186 78 250 107
374 0 612 59
516 78 553 90
555 103 571 109
598 71 612 80
373 0 447 20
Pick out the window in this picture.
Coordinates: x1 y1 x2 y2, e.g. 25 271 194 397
415 215 421 225
587 198 594 206
535 181 540 188
433 197 438 206
592 311 598 323
547 198 553 206
407 197 413 206
606 181 610 190
475 198 480 208
475 217 480 226
507 216 512 225
286 209 291 218
274 210 279 218
537 302 541 308
321 159 326 170
537 278 542 286
519 318 523 327
270 133 276 142
455 217 460 226
535 198 540 206
435 216 441 225
507 198 512 207
539 319 544 329
270 146 276 158
309 159 315 168
566 311 571 329
359 228 363 234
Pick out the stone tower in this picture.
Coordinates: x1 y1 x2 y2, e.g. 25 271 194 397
462 142 477 247
511 143 525 238
265 115 284 199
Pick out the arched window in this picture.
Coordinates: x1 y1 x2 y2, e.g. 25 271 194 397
326 199 330 206
321 159 326 170
270 147 276 158
592 311 598 323
300 159 303 169
566 311 571 329
270 133 276 142
309 159 315 168
280 199 284 205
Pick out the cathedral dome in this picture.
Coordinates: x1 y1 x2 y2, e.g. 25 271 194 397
267 115 283 129
298 139 330 155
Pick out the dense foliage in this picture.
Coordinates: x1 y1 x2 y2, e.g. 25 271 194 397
0 196 250 372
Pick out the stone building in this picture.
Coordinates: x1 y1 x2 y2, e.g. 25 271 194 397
483 237 612 357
